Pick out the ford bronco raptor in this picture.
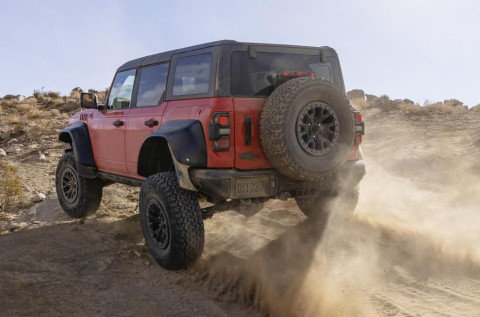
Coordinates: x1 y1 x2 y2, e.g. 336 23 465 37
56 40 365 270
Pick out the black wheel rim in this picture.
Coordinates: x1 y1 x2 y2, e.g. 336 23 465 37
146 199 170 249
296 101 339 156
61 167 79 203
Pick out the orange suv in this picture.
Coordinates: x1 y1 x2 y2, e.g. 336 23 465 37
56 40 365 270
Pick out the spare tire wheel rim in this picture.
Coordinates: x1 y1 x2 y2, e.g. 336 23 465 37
296 101 339 156
61 166 79 203
146 199 170 249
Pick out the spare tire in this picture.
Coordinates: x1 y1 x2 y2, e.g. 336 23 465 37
260 77 354 181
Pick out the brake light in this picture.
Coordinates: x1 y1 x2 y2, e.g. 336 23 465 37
355 113 363 124
353 111 365 145
218 115 229 126
209 112 231 151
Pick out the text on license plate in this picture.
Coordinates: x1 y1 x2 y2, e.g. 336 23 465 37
234 177 269 198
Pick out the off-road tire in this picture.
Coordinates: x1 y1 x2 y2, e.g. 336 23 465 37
139 172 204 270
260 77 354 181
55 151 103 218
295 186 359 219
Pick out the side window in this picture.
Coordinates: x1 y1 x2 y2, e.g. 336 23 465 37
136 63 169 107
173 53 212 96
107 69 136 109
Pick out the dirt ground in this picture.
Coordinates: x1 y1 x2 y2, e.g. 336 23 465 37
1 107 480 316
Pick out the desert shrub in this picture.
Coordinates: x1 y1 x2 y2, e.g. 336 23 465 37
3 94 17 100
0 99 18 110
47 91 61 99
398 102 421 113
370 94 400 111
0 162 23 212
32 88 45 99
423 103 455 114
7 114 21 124
27 120 57 139
48 108 61 116
60 101 80 112
16 103 36 114
70 90 81 100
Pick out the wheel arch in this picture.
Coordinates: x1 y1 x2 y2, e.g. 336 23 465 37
58 122 96 178
137 120 207 190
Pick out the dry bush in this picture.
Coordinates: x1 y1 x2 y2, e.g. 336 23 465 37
423 103 465 114
1 99 18 110
60 101 80 112
7 114 21 124
16 103 36 114
26 108 42 119
370 95 400 112
0 161 23 212
398 102 421 113
70 90 81 100
47 91 61 99
27 120 57 139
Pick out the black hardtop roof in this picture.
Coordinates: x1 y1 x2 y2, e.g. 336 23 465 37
117 40 336 72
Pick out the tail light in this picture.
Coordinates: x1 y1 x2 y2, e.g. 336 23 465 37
353 111 365 145
208 112 230 151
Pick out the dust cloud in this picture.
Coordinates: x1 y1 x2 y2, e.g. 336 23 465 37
186 110 480 316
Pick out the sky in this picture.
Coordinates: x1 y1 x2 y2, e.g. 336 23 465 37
1 0 479 107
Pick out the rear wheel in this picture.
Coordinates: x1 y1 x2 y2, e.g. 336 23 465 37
295 186 359 219
139 172 204 270
55 152 103 218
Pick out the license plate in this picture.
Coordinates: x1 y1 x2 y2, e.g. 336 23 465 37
234 177 269 198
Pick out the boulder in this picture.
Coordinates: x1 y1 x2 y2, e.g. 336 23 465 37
6 145 20 154
32 192 46 203
347 89 365 100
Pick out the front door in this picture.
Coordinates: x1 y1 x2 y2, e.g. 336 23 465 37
90 69 136 176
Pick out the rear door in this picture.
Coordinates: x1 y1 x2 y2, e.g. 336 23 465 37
90 69 135 175
125 63 169 177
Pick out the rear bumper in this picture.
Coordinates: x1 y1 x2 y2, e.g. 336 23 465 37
189 160 366 202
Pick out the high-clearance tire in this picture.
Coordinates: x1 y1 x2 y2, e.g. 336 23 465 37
139 172 204 270
260 77 354 181
55 151 103 218
295 186 359 219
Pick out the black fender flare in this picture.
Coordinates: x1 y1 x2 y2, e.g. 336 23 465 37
58 122 96 178
137 120 207 177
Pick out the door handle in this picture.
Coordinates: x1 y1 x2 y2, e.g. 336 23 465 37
144 120 159 127
113 120 124 127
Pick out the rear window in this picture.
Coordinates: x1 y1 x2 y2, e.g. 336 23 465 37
173 54 212 96
230 52 333 97
136 63 169 107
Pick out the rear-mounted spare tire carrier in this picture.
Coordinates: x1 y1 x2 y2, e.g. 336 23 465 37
259 77 354 181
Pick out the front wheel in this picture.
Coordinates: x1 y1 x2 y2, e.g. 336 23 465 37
55 151 103 218
139 172 204 270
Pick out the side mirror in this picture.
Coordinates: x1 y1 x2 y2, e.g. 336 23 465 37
80 92 98 109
